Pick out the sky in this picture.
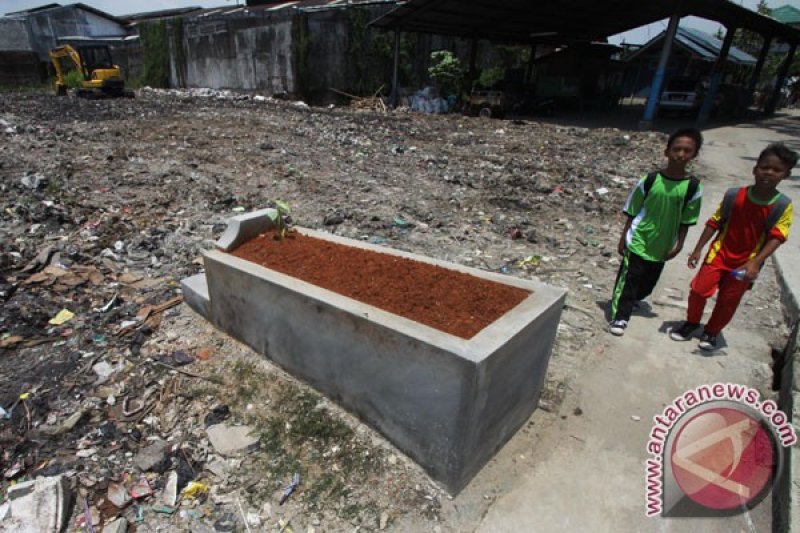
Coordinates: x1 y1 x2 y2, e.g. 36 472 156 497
2 0 799 44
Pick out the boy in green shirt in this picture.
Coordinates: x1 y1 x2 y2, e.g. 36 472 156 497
609 128 704 335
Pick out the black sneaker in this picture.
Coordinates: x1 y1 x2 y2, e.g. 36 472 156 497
698 331 718 351
670 321 700 341
608 319 628 336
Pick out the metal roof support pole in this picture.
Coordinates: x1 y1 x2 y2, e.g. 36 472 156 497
764 42 797 115
697 26 735 125
526 43 536 85
391 27 400 108
468 38 478 90
640 12 681 130
746 34 773 105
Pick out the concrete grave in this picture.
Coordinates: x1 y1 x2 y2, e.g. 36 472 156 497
181 211 566 493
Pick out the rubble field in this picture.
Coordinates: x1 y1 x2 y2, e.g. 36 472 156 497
0 88 788 532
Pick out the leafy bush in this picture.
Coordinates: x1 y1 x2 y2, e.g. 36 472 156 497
64 69 85 89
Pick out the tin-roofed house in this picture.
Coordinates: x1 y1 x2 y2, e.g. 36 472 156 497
621 26 756 116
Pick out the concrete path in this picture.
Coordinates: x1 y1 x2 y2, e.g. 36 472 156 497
475 110 800 532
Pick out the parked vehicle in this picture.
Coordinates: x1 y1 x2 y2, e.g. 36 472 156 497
467 88 556 119
468 89 505 118
658 77 705 115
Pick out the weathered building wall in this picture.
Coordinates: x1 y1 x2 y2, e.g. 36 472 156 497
0 19 40 86
139 5 486 102
0 19 32 51
24 7 128 61
180 16 294 94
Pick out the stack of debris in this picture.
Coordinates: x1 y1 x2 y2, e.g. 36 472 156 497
330 87 389 112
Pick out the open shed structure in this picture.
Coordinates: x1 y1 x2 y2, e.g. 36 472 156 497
372 0 800 126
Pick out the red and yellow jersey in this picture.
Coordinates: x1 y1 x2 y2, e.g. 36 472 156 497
705 186 792 267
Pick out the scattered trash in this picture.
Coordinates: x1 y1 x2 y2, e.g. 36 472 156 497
48 309 74 325
107 482 131 509
279 473 301 505
157 350 195 367
93 293 118 313
195 346 214 361
631 415 641 422
130 477 154 499
517 255 541 269
0 335 24 349
214 513 238 532
21 173 47 190
204 405 231 427
161 471 179 507
181 481 209 500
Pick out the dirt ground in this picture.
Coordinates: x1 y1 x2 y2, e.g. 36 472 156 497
0 89 788 532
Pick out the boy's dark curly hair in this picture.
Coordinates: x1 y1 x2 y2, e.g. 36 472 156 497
758 143 799 169
667 127 703 153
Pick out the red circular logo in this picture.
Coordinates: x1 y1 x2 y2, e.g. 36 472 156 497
670 407 775 510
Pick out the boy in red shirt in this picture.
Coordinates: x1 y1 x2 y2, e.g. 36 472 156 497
670 143 797 350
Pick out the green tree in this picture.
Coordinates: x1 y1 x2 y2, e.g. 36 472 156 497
428 50 465 96
731 0 772 57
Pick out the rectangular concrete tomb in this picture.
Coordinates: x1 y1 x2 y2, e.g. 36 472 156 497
181 209 566 493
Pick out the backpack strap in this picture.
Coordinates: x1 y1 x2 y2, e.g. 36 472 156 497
766 193 791 232
642 171 659 196
683 176 700 210
717 187 740 229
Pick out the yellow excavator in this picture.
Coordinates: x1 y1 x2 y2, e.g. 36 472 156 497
49 44 133 98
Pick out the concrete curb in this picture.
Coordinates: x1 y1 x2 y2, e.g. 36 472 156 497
772 254 799 532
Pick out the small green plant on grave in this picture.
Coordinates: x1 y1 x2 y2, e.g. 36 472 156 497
267 200 292 239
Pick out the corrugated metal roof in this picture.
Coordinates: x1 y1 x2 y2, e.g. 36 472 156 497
772 5 800 25
370 0 800 44
4 2 127 25
623 26 757 65
123 1 396 25
175 0 395 18
677 27 756 65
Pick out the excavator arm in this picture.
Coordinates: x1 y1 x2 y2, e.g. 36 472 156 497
49 45 84 96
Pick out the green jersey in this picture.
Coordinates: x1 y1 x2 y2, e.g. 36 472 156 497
623 172 702 261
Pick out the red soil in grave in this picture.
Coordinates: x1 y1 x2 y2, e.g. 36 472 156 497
229 230 531 339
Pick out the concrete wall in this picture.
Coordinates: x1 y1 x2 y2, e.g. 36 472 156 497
180 15 294 94
181 16 294 93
